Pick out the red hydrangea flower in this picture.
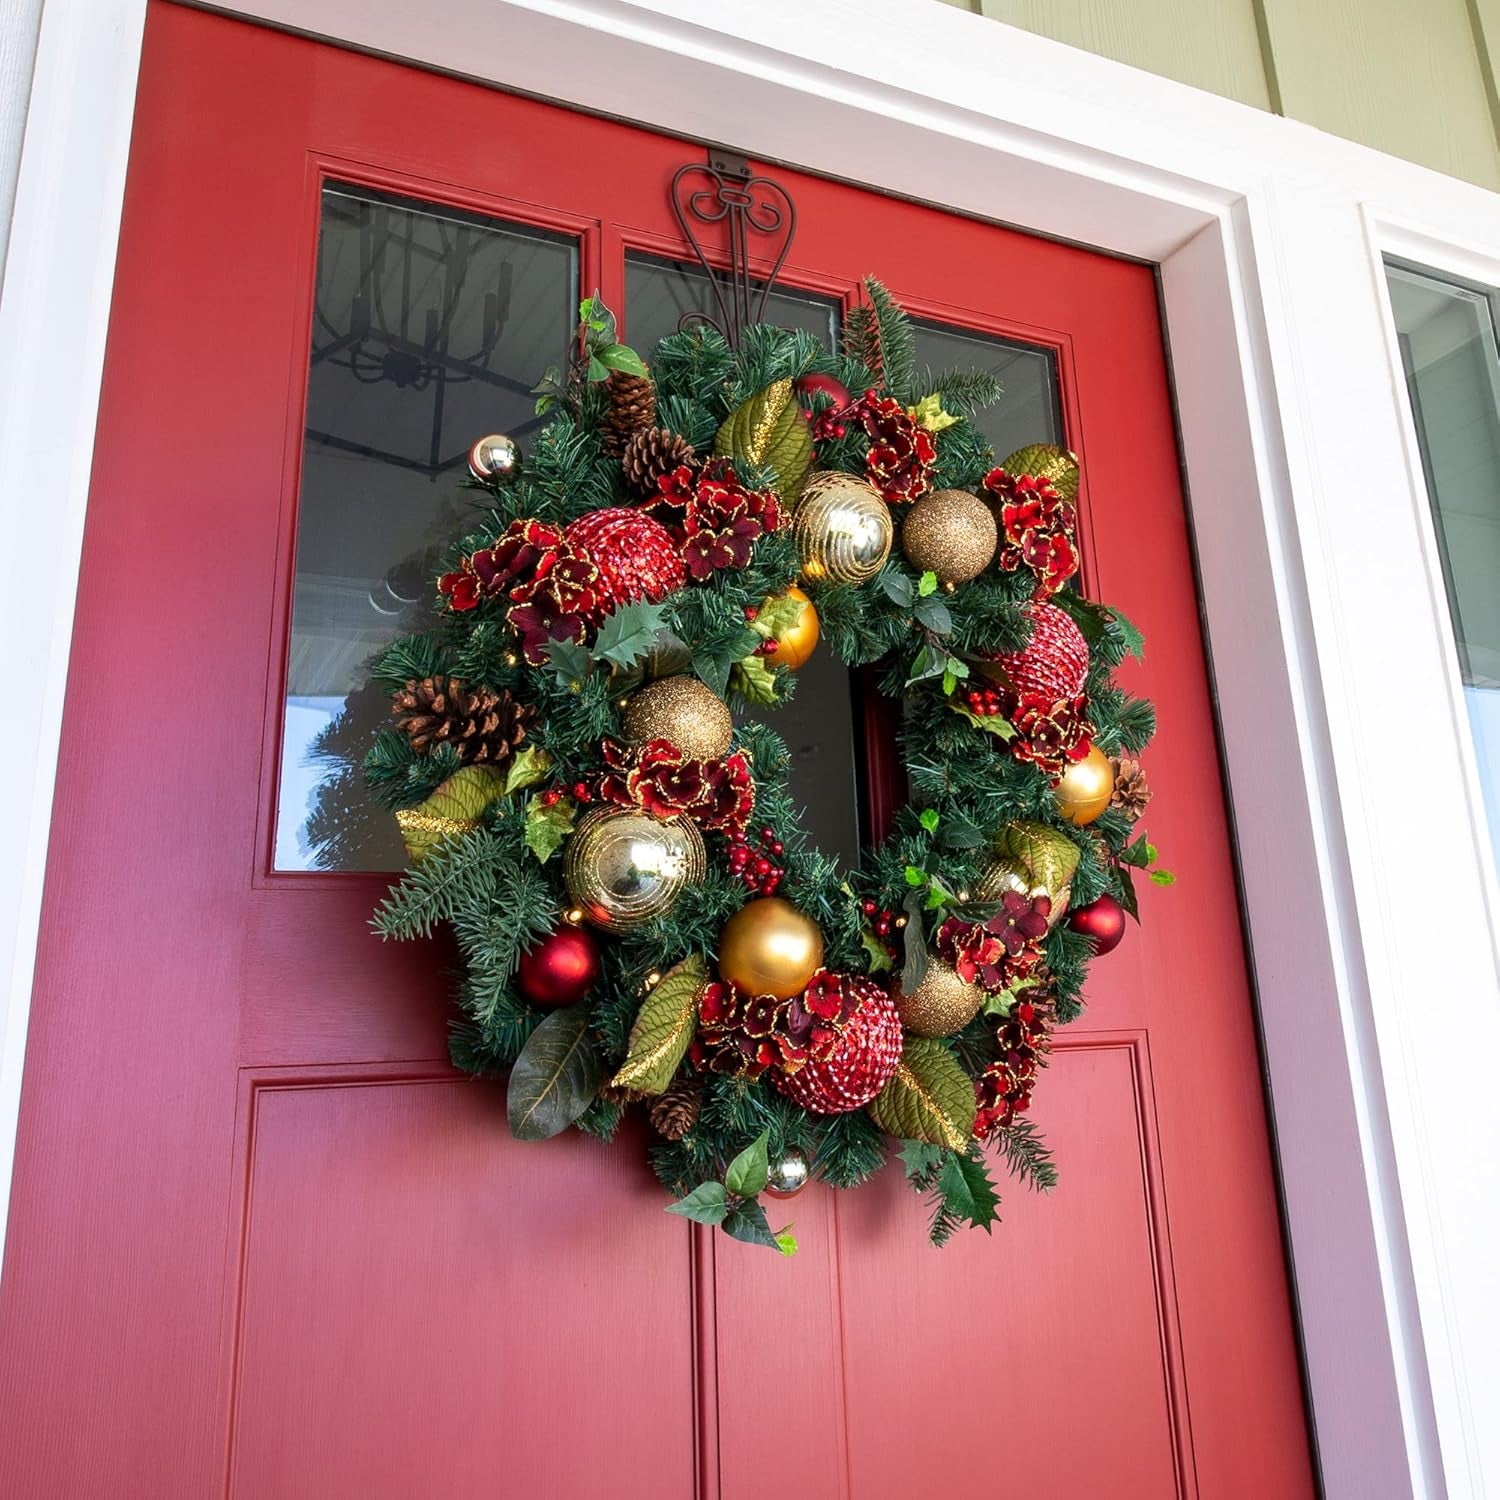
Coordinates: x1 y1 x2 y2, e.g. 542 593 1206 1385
694 969 862 1080
973 992 1053 1139
596 738 755 836
857 391 937 504
981 468 1080 597
937 894 1050 994
1001 689 1094 780
649 459 780 580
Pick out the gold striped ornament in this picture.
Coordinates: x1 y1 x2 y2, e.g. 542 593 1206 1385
792 472 893 586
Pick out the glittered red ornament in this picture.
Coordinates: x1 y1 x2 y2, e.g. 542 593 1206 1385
565 507 687 609
517 923 602 1007
984 600 1090 701
1066 893 1126 956
773 975 903 1114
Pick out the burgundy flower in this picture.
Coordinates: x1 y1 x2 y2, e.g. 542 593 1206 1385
696 969 863 1081
1001 689 1094 779
973 988 1053 1139
982 468 1080 598
856 391 937 504
595 738 755 836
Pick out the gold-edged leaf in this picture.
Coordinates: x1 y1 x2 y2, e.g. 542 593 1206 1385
999 443 1080 502
867 1037 977 1150
714 379 814 499
394 765 508 862
999 820 1081 895
610 954 707 1095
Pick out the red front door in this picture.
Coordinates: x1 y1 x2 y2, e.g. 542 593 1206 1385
0 7 1315 1497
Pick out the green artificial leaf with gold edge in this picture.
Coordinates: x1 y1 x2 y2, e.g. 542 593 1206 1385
750 591 808 643
395 765 508 863
610 954 707 1095
507 1004 606 1142
946 700 1017 740
523 795 576 864
503 745 554 796
729 653 779 706
1000 820 1081 893
867 1037 977 1151
999 443 1080 502
713 378 814 500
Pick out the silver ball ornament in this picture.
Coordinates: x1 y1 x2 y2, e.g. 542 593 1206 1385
467 432 522 482
765 1147 811 1199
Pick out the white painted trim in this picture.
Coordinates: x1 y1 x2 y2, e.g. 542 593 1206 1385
4 1 1500 1495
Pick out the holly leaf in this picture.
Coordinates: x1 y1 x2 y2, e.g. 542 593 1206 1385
938 1149 1000 1233
724 1130 770 1198
899 1139 945 1182
907 393 960 433
729 653 779 706
867 1037 977 1151
723 1196 782 1251
594 600 668 670
946 700 1016 739
503 746 554 796
860 929 895 974
666 1181 729 1227
523 795 575 864
507 1005 605 1142
596 342 649 377
919 808 940 834
546 637 593 691
901 891 928 994
750 591 807 642
913 595 952 634
880 571 916 608
610 954 706 1094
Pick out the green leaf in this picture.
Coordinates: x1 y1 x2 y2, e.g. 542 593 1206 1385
594 600 668 669
596 343 649 377
901 891 928 994
867 1037 977 1151
904 864 926 887
919 808 940 834
1149 868 1177 887
693 652 732 699
946 700 1016 739
941 666 959 696
507 1004 606 1142
503 746 554 796
394 765 508 863
725 1130 770 1198
899 1139 945 1182
1118 832 1153 869
666 1181 729 1227
913 595 952 634
880 572 916 608
937 817 984 850
774 1229 799 1257
1115 865 1140 922
1000 821 1081 893
860 929 895 974
546 637 593 691
723 1196 781 1250
917 570 939 597
729 653 779 706
523 795 576 864
750 591 807 642
587 354 609 382
1109 606 1146 661
938 1150 1001 1234
610 954 706 1094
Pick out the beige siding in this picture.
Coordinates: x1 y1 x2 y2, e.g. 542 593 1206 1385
938 0 1500 189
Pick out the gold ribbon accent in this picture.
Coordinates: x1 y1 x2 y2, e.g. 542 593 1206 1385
395 809 481 838
748 378 792 463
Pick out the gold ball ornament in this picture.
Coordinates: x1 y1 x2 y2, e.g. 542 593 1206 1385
1054 743 1115 826
622 675 733 760
563 806 707 932
900 488 997 586
895 958 985 1038
467 433 522 482
717 896 825 1001
971 854 1071 931
761 586 820 672
792 472 894 586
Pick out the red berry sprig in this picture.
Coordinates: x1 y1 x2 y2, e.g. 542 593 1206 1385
727 825 785 895
861 897 904 960
963 684 1005 717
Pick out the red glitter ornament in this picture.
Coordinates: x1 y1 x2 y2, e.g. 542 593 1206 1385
986 600 1090 702
565 507 687 609
773 975 903 1114
517 923 601 1008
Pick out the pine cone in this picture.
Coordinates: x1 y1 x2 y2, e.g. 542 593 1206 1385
600 371 657 456
391 676 535 764
621 426 696 495
1110 757 1151 820
648 1077 702 1140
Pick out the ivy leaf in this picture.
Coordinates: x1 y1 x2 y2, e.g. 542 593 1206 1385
523 795 575 863
918 570 939 598
546 637 593 691
609 954 706 1094
880 572 916 608
1118 832 1154 869
723 1196 782 1251
913 595 952 634
937 1150 1001 1234
507 1005 605 1142
503 746 554 796
941 666 959 696
899 1139 944 1182
901 890 929 996
725 1130 770 1198
919 808 940 834
867 1037 977 1151
860 929 895 974
729 653 779 706
1149 868 1177 887
945 701 1016 739
666 1181 729 1227
596 343 649 377
587 354 609 382
904 864 926 887
594 600 668 670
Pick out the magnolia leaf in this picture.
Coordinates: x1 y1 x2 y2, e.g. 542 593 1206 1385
546 637 593 690
394 765 508 862
1000 820 1081 893
729 653 779 706
938 1150 1000 1233
907 393 960 433
594 600 668 670
666 1181 729 1227
725 1130 770 1198
597 343 649 377
901 890 929 997
723 1196 781 1250
524 796 575 864
750 591 807 642
860 929 895 974
946 700 1017 740
507 1005 606 1142
999 443 1079 502
867 1037 977 1151
714 378 814 500
937 816 984 850
503 746 554 796
610 954 707 1095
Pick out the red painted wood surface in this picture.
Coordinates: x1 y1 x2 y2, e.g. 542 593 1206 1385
0 6 1316 1496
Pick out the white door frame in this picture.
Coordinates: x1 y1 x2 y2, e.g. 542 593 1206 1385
3 2 1498 1494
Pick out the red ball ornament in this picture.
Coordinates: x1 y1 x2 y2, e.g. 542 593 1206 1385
517 923 602 1007
565 507 687 610
794 371 852 414
983 600 1090 700
1066 893 1126 956
773 975 903 1114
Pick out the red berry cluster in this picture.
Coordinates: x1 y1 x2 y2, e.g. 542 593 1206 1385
963 683 1006 717
861 897 902 960
743 604 779 657
727 826 784 895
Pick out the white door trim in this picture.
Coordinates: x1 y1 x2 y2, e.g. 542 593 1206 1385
4 3 1498 1495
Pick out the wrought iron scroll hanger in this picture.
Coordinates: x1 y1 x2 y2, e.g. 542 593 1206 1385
670 149 797 349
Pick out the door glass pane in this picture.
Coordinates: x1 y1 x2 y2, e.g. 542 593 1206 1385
275 185 578 871
1387 261 1500 868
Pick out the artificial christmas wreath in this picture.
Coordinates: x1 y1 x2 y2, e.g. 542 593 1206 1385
364 284 1172 1253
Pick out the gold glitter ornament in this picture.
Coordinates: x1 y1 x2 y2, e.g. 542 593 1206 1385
621 675 733 759
895 958 985 1038
900 488 997 586
792 472 894 585
563 806 707 932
